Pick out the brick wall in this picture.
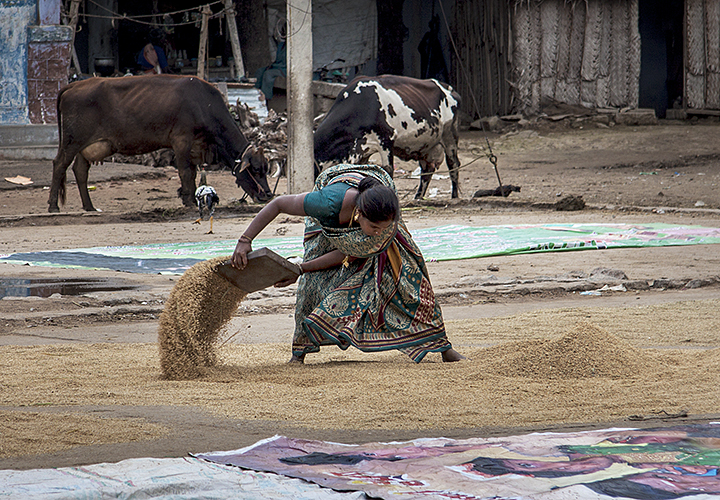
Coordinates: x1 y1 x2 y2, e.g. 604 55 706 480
27 26 73 124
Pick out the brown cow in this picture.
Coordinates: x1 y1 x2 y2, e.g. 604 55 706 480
48 75 273 213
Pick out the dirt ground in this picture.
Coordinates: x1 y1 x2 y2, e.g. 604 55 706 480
1 120 720 471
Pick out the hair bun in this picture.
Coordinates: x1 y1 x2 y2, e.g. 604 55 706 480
355 178 399 223
358 176 381 193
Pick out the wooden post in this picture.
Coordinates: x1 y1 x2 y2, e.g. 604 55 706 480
197 5 211 79
223 0 245 80
65 0 83 76
70 47 82 77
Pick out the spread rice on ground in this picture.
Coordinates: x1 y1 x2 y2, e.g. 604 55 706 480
481 321 657 379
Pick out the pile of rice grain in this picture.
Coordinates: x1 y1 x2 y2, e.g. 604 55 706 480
158 256 247 379
482 321 657 379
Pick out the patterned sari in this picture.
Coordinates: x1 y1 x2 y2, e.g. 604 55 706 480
293 164 452 362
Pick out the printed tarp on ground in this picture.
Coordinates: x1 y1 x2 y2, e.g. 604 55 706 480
0 456 367 500
5 423 720 499
197 423 720 499
1 223 720 275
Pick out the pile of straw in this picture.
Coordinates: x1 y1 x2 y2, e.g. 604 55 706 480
158 256 247 379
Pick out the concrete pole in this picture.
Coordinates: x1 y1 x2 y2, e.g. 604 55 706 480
286 0 315 193
223 0 245 80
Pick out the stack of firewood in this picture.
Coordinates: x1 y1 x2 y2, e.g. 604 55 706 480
231 102 287 177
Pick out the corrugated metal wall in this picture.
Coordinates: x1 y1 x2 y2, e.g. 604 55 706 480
686 0 720 110
452 0 513 118
512 0 640 114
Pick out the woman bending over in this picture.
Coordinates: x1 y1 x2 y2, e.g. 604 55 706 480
231 163 465 364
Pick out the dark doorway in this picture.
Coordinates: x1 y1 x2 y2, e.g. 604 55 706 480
377 0 405 75
638 0 684 118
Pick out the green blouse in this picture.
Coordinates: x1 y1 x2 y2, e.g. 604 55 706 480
302 182 352 228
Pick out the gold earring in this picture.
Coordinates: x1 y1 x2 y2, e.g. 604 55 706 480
354 212 360 222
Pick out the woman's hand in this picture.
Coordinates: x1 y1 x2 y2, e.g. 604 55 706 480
274 262 304 287
231 238 252 269
274 276 299 287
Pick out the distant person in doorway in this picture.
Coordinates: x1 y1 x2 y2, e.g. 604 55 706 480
255 20 287 103
138 30 169 74
418 15 448 82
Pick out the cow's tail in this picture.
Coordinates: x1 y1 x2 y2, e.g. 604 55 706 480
437 80 462 110
55 85 70 206
55 85 70 152
58 174 66 206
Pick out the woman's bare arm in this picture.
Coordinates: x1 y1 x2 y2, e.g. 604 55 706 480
242 194 306 240
302 249 348 272
231 194 306 268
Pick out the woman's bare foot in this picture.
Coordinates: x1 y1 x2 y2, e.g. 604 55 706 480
288 353 305 364
442 348 467 362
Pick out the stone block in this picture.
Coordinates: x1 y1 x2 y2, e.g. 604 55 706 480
47 62 66 81
614 108 658 126
665 109 687 120
41 79 61 96
27 57 47 80
40 98 57 122
28 100 42 124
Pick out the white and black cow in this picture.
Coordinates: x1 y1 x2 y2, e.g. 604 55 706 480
314 75 461 199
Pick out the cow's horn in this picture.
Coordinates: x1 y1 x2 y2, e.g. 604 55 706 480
236 148 252 173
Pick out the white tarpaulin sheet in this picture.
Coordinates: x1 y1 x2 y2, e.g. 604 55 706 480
1 456 367 500
267 0 377 70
